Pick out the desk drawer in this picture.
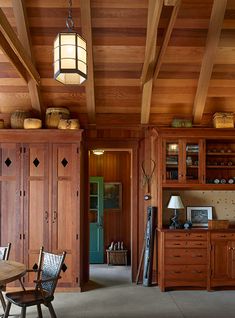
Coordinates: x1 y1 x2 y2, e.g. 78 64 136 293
165 265 207 281
165 248 207 264
165 232 189 240
165 240 207 248
211 233 235 240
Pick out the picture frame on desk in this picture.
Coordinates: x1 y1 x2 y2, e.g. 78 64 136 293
186 206 212 227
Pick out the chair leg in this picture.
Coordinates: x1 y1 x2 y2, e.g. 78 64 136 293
20 307 26 318
0 291 6 311
3 301 11 318
47 302 57 318
37 304 43 318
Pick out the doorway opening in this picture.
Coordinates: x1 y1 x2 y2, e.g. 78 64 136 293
88 149 132 285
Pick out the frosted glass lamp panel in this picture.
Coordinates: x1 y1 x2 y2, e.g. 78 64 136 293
60 34 76 69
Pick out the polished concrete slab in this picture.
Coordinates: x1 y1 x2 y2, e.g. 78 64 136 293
3 265 235 317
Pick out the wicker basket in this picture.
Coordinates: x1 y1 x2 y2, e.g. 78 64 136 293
24 118 42 129
10 110 31 129
58 119 79 130
208 220 229 229
213 112 234 128
45 108 70 128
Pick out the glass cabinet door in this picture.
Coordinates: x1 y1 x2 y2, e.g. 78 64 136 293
185 142 200 183
165 142 179 182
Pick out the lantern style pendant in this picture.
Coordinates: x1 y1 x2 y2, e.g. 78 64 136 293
54 0 87 85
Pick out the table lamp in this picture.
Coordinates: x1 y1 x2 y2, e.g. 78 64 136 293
167 195 184 229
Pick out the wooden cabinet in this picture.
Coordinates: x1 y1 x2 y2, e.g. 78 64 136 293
0 130 83 289
206 140 235 185
210 231 235 288
159 230 208 291
163 138 204 185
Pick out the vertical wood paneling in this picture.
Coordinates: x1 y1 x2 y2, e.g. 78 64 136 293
0 144 21 263
24 144 49 285
89 151 131 261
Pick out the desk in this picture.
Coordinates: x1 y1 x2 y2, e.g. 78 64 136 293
0 261 26 311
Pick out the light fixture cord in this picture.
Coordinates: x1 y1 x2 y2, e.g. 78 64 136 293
66 0 74 31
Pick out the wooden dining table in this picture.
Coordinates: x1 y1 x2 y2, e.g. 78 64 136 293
0 260 26 311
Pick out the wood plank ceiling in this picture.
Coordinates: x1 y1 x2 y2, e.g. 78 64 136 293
0 0 235 129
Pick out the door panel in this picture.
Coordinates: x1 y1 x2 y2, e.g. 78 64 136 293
89 177 104 264
52 144 78 286
0 144 21 263
24 144 49 284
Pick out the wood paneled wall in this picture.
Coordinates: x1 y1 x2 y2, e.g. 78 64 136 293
89 151 131 261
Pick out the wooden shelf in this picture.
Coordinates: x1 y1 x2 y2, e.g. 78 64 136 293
206 165 235 169
207 152 235 156
162 183 235 190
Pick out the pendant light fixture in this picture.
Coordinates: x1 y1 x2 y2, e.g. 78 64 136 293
54 0 87 85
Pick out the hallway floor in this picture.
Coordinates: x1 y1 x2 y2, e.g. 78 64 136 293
5 265 235 317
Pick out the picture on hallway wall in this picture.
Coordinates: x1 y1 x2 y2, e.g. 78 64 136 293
104 182 122 209
187 206 212 227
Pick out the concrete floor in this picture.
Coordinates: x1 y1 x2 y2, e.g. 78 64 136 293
3 265 235 317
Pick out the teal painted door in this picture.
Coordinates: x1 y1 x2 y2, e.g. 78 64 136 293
89 177 104 263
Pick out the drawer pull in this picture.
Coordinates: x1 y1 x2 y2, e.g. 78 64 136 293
195 243 203 246
194 255 203 258
174 271 181 274
173 255 181 258
174 243 181 246
220 235 226 238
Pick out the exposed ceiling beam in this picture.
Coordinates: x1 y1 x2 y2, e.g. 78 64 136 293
140 0 163 86
140 0 163 124
193 0 227 124
12 0 43 114
164 0 181 5
80 0 96 125
153 2 181 81
0 8 40 86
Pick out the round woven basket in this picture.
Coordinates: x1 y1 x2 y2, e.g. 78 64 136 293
45 108 70 128
24 118 42 129
10 110 31 129
58 119 80 130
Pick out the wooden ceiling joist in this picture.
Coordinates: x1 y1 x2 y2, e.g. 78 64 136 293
12 0 43 114
0 8 40 86
153 2 181 81
140 0 163 125
80 0 96 125
141 0 181 125
193 0 227 124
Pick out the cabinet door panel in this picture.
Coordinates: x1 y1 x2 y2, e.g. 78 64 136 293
211 241 230 280
24 144 49 284
0 144 21 262
52 144 78 287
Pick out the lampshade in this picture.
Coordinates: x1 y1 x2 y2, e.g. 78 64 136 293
54 31 87 85
167 195 184 209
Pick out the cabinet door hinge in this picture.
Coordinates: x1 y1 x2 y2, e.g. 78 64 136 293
20 190 22 196
77 190 79 197
77 148 79 154
76 234 79 240
23 147 26 153
20 234 22 240
76 277 78 283
20 147 22 154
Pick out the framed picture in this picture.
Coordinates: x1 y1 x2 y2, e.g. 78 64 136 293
104 182 122 209
186 206 212 227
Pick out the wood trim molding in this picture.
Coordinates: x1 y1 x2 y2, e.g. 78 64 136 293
12 0 43 114
80 0 96 124
193 0 227 124
0 8 40 85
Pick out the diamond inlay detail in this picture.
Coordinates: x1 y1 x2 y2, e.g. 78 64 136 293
33 158 40 167
61 158 68 167
5 158 12 167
